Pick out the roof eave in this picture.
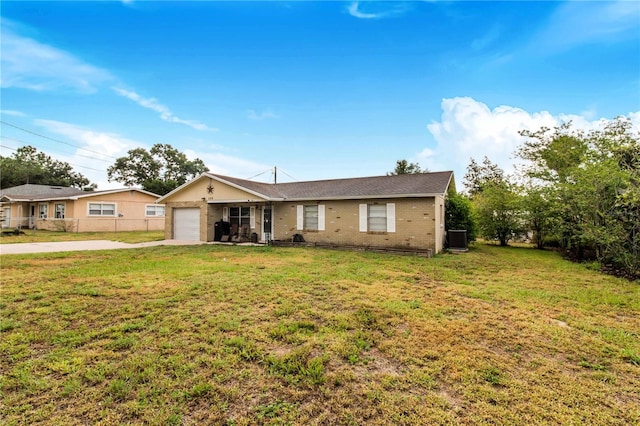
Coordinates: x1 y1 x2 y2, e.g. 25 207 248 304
157 173 273 203
283 193 446 202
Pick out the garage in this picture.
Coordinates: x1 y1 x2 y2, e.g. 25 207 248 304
173 208 200 240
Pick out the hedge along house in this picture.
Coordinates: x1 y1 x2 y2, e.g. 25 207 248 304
0 184 165 232
157 171 455 254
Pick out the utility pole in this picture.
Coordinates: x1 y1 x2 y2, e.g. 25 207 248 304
274 166 277 184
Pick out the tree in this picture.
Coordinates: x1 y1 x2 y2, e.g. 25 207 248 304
445 192 477 242
0 146 95 189
388 159 425 175
517 117 640 277
473 181 525 246
462 157 523 246
522 187 553 249
462 156 505 197
107 144 209 195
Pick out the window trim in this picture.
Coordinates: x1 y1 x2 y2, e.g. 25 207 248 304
87 202 117 217
38 203 48 219
297 204 325 231
359 203 395 233
145 204 166 217
368 204 387 232
229 206 255 230
54 203 65 219
304 205 319 231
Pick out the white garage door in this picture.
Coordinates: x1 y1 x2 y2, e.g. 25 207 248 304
173 208 200 241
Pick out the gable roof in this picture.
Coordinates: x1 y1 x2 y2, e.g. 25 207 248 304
159 171 454 202
0 184 160 202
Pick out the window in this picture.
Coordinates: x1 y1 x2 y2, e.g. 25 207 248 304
368 205 387 232
55 203 65 219
296 205 325 231
88 203 116 216
304 205 318 230
38 203 48 219
230 207 251 228
146 205 165 216
359 203 395 233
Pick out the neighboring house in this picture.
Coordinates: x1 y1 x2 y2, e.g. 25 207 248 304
0 184 165 232
157 171 455 254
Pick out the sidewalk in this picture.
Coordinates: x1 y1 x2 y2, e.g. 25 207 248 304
0 239 204 255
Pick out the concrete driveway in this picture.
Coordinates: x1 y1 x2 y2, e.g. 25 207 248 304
0 239 205 255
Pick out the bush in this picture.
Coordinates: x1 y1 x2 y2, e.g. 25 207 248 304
445 192 477 242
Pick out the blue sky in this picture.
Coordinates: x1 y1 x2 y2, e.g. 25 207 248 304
1 1 639 190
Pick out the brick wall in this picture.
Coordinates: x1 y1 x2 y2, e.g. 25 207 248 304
272 198 439 252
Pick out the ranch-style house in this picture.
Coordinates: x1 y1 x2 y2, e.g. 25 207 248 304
157 171 455 255
0 184 165 233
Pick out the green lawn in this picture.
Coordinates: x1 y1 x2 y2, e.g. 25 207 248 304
0 230 165 244
1 244 638 425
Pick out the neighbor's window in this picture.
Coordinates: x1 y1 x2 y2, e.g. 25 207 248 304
146 205 165 216
88 203 116 216
38 203 48 219
304 205 319 230
55 203 65 219
368 204 387 232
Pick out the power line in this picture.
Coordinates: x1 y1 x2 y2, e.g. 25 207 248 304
277 168 298 182
0 120 120 160
246 169 271 180
0 143 108 173
0 136 112 164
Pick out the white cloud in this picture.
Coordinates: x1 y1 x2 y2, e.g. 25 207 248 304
112 87 217 131
423 97 640 187
0 110 26 117
247 109 278 120
33 119 142 189
0 18 112 93
32 118 271 188
532 1 640 53
183 148 272 182
347 2 408 20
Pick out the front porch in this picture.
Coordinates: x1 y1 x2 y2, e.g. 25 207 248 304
207 202 273 243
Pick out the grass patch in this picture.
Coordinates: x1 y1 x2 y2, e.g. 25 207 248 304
1 243 638 424
0 230 164 244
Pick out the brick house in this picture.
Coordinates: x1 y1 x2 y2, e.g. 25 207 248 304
157 171 455 254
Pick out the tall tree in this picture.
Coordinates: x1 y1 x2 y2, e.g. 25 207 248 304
388 159 425 175
462 157 523 246
0 146 95 189
473 181 525 246
107 143 209 195
462 156 505 197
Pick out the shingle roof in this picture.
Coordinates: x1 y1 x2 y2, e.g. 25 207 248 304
210 171 454 201
0 184 86 200
0 184 160 201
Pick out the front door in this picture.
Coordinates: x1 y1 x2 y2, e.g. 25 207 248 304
29 205 36 228
263 206 272 242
